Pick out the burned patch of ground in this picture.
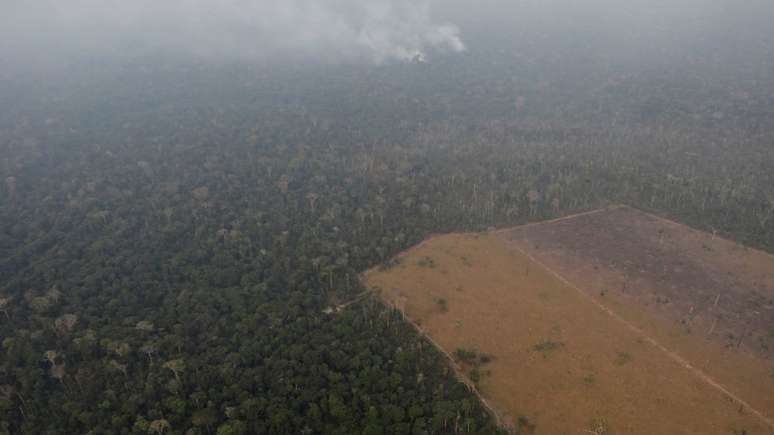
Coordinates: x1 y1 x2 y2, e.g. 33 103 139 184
506 206 774 360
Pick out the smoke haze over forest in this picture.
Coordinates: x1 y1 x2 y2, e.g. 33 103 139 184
1 0 465 64
2 0 773 68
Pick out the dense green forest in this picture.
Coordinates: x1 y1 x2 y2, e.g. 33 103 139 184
1 44 774 435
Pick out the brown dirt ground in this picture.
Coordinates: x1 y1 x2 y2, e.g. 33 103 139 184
362 207 774 434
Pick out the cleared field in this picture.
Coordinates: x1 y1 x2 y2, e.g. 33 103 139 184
362 206 774 434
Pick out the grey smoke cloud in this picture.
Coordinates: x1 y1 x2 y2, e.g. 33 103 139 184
0 0 465 63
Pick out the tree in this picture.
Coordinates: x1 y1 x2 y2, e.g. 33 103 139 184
0 297 10 321
527 189 541 217
148 419 171 434
191 407 217 432
216 420 246 435
54 314 79 336
163 359 185 383
141 343 158 364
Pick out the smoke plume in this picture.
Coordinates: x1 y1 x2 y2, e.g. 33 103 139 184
1 0 465 64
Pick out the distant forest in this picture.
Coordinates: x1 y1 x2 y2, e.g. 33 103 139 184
1 47 773 434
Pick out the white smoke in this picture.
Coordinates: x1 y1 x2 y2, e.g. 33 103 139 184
0 0 465 64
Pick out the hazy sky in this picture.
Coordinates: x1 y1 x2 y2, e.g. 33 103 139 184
1 0 465 64
2 0 773 68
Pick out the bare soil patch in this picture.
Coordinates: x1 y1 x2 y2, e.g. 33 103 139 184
506 206 774 360
362 207 774 434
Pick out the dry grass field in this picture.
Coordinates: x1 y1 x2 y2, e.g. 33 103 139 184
362 206 774 434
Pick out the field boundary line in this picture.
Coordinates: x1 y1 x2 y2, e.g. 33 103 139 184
490 205 622 235
366 206 621 271
384 297 512 430
502 203 774 263
382 204 774 270
336 286 512 428
332 287 511 428
507 243 774 430
625 205 774 263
